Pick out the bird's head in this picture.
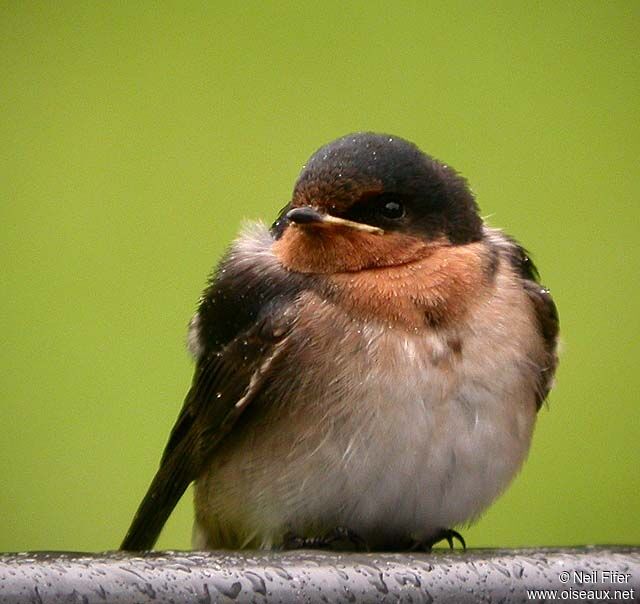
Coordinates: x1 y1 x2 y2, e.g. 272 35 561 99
272 133 482 273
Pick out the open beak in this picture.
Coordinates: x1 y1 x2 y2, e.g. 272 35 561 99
286 206 384 235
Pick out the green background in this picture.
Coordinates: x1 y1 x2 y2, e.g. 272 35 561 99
1 2 638 552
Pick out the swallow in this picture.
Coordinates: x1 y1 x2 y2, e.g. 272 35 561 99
120 132 559 552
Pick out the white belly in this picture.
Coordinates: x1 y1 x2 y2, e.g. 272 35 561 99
304 326 534 545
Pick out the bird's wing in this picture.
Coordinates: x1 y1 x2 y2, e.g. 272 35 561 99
120 305 296 551
501 235 559 409
523 279 559 409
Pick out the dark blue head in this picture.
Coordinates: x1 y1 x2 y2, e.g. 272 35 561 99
274 133 482 245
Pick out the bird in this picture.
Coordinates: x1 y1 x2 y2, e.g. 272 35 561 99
120 132 559 552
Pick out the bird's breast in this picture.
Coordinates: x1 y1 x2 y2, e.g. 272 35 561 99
194 228 544 549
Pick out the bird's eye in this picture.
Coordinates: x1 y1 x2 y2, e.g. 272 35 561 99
379 200 405 220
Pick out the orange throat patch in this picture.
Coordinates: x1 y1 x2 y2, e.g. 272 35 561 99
272 225 434 273
273 226 495 330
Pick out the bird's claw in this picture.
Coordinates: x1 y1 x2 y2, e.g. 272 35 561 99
414 528 466 551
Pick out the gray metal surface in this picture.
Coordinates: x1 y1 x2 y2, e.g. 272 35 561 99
0 547 638 603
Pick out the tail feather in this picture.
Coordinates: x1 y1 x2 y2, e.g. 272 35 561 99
120 457 191 551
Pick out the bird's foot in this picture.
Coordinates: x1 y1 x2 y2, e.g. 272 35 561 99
283 526 369 551
413 528 466 551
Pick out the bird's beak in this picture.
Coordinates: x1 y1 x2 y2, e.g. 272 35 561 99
286 206 384 235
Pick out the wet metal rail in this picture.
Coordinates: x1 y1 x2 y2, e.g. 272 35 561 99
1 547 638 603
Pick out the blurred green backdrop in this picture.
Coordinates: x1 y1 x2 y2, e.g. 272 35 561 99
1 2 638 552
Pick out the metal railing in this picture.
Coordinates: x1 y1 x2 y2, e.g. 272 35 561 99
1 547 638 603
